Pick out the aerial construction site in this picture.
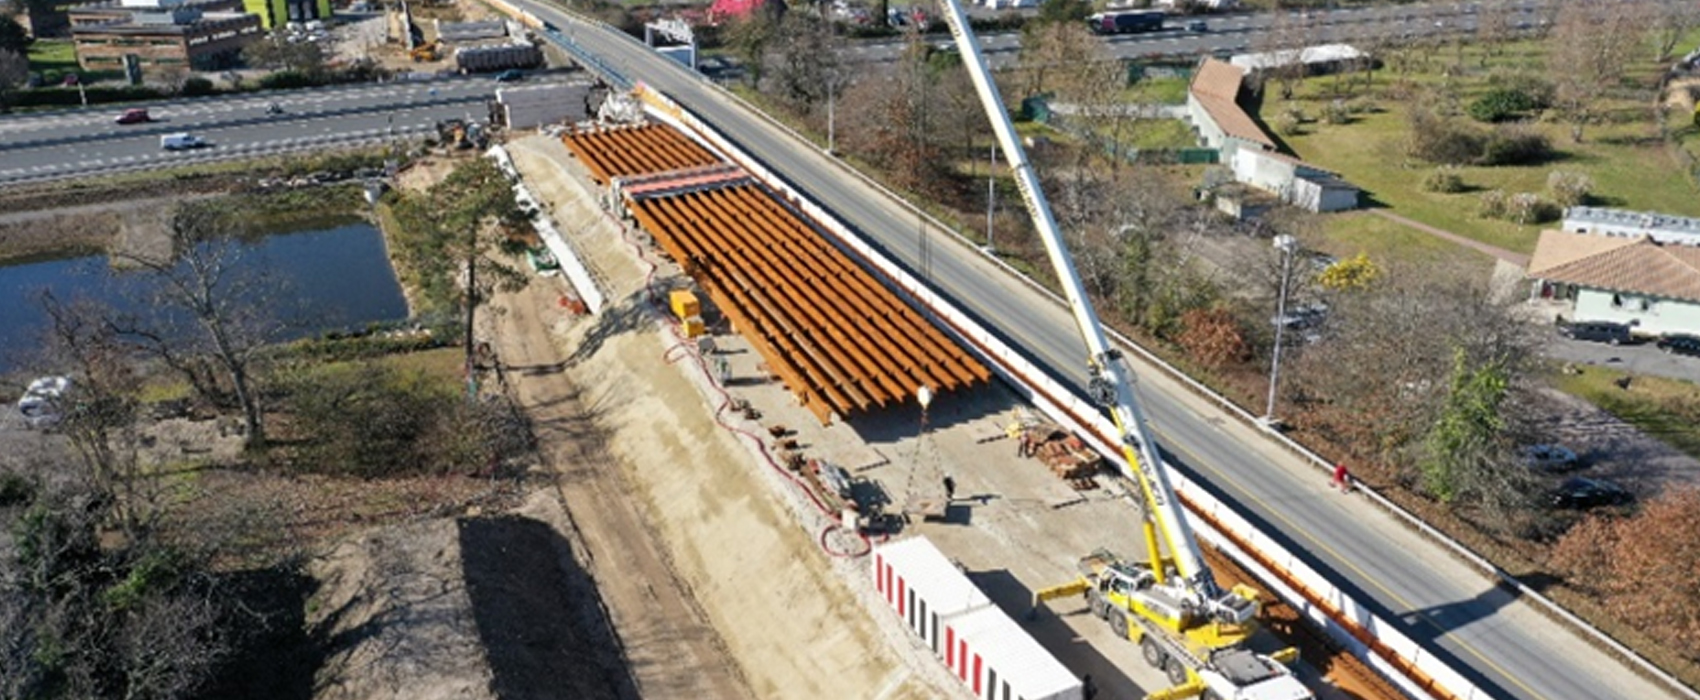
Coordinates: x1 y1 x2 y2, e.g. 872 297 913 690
465 5 1425 695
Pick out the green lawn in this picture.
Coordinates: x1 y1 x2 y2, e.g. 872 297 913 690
1125 76 1190 106
1315 211 1497 276
1550 366 1700 462
1271 38 1700 256
26 40 78 75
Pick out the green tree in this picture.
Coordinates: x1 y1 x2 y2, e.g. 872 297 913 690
1033 0 1091 26
1420 348 1508 502
0 16 31 56
406 158 528 399
722 8 780 87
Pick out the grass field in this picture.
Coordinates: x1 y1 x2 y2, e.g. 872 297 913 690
1272 37 1700 255
1550 366 1700 461
1125 76 1190 106
1315 211 1497 275
25 40 78 75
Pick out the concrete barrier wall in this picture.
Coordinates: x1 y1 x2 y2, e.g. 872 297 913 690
488 145 607 313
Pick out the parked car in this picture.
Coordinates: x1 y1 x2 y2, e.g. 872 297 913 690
1550 477 1633 509
17 376 72 430
1558 320 1632 345
115 108 152 124
1521 444 1582 473
1655 333 1700 357
160 133 206 151
1185 19 1209 32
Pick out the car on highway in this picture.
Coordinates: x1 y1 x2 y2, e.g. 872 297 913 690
115 108 152 125
1185 19 1208 32
493 69 526 82
1655 333 1700 357
1521 444 1582 473
160 133 206 151
1550 477 1633 509
1557 320 1632 345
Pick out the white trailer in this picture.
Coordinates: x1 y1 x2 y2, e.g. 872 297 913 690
872 537 1083 700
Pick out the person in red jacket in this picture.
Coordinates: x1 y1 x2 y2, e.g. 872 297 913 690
1332 463 1352 493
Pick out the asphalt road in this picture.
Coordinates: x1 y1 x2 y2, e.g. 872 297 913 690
524 4 1685 700
845 0 1549 68
0 78 505 186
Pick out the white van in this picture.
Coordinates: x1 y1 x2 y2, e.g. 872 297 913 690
160 133 205 150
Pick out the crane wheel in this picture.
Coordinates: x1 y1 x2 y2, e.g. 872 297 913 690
1110 610 1130 640
1165 657 1189 686
1140 636 1165 668
1088 592 1108 620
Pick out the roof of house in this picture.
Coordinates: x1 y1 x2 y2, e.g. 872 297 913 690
1563 206 1700 238
1189 59 1276 149
1528 229 1700 301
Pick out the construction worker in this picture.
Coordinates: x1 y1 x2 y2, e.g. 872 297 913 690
1332 463 1351 493
1082 674 1098 700
943 475 956 501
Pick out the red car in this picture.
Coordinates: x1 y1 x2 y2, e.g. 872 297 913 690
115 108 151 125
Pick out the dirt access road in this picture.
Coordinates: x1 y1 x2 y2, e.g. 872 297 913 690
487 279 752 699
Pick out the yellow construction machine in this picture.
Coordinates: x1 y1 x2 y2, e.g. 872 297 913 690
932 0 1315 697
410 39 440 62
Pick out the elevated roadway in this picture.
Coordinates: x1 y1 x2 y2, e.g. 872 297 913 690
518 4 1688 699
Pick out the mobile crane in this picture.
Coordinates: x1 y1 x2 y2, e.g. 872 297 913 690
930 2 1314 699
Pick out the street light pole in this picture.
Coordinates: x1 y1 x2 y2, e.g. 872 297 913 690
1263 234 1298 426
985 143 996 252
827 85 835 154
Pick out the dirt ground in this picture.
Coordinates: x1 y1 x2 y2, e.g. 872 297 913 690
483 133 956 697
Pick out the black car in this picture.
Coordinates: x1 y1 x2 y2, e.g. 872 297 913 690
1655 333 1700 357
1558 321 1633 346
1550 477 1633 509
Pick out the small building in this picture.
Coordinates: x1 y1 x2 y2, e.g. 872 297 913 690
239 0 328 30
70 0 261 73
1231 149 1359 213
1526 229 1700 336
1186 58 1273 162
1229 43 1368 76
1561 206 1700 246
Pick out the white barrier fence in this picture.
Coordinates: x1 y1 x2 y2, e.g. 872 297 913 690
632 86 1484 700
487 145 607 313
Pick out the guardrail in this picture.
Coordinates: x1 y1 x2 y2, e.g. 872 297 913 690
487 145 608 313
506 5 1700 700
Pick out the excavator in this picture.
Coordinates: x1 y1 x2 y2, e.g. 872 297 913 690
930 1 1315 699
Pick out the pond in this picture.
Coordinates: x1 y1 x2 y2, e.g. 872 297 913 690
0 222 409 373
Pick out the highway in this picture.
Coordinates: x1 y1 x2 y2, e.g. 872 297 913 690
521 3 1685 700
0 78 512 186
846 1 1543 67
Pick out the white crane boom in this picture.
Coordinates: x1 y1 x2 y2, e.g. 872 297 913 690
933 0 1225 605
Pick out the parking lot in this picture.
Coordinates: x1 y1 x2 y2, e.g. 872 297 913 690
1542 333 1700 384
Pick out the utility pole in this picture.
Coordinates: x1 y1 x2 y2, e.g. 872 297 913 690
985 142 996 253
1263 234 1298 426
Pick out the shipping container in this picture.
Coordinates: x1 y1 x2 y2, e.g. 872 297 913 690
872 537 1083 700
670 289 701 320
940 605 1083 700
682 316 707 338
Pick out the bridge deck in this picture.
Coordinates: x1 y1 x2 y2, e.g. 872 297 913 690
563 123 718 184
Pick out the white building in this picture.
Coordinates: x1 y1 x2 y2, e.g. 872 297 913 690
1527 229 1700 336
1561 206 1700 246
1231 149 1359 213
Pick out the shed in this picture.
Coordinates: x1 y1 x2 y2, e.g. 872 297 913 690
940 605 1085 700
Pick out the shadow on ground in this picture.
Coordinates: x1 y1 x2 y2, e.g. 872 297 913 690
459 515 638 700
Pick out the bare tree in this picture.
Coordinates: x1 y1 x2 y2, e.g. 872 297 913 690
1642 0 1700 62
1475 0 1516 58
1547 0 1634 143
1253 8 1319 101
762 12 843 110
112 205 282 450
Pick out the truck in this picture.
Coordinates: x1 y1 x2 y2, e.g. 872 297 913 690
1088 10 1166 35
933 0 1315 698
